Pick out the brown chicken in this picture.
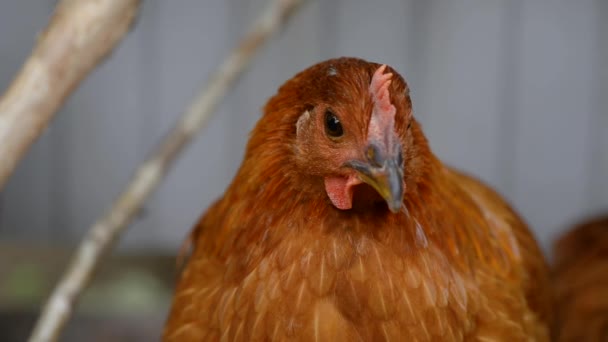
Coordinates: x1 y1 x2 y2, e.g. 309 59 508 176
553 215 608 341
163 57 552 341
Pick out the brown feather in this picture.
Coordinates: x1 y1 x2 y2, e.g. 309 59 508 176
163 57 551 341
553 215 608 341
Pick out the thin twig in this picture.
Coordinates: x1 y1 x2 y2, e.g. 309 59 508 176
0 0 140 190
28 0 305 341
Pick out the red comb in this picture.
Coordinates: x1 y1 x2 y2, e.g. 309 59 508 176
368 65 396 146
370 65 394 113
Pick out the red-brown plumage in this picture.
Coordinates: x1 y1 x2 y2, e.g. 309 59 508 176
553 215 608 341
163 57 552 341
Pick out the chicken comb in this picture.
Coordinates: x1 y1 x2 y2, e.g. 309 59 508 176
368 65 397 146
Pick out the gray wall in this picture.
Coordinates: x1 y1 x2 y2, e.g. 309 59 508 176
0 0 606 253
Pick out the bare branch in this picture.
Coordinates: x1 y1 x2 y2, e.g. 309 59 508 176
28 0 305 341
0 0 140 190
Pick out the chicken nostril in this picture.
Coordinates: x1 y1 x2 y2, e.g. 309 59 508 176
366 144 383 167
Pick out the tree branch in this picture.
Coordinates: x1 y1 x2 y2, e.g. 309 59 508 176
28 0 305 341
0 0 140 190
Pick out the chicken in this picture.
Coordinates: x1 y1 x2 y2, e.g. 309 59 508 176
553 215 608 341
163 57 552 341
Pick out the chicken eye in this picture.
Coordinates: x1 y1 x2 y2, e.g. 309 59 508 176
324 110 343 138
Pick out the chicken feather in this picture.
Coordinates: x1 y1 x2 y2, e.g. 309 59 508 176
163 57 552 341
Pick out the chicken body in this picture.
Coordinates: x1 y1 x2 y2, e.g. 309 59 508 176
164 58 551 341
553 215 608 341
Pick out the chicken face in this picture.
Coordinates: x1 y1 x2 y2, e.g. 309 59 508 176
286 60 411 213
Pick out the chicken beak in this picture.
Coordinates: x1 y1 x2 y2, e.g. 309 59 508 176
346 153 404 213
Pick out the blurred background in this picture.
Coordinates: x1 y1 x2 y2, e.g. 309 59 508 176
0 0 606 340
